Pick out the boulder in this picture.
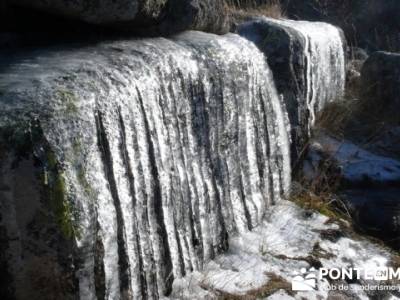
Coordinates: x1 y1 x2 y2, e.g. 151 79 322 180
237 17 345 163
8 0 229 34
361 51 400 122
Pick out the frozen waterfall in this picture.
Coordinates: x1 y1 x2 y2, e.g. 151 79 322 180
238 17 346 160
0 31 291 299
276 18 346 129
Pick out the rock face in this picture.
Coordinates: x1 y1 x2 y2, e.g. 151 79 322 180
284 0 400 52
9 0 229 34
237 17 345 162
361 51 400 122
0 31 291 299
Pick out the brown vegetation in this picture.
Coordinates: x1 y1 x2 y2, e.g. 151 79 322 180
316 77 398 157
225 0 285 24
290 181 351 222
202 272 293 300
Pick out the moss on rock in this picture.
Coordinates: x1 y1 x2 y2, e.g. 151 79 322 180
56 89 78 114
0 119 81 240
45 151 81 240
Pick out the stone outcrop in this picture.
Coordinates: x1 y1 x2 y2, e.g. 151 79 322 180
0 31 291 299
6 0 229 35
361 51 400 122
237 17 345 163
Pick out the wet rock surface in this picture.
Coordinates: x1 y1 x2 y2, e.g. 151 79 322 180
237 17 345 162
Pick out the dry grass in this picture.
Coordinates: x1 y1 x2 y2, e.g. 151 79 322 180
315 54 399 143
290 123 353 222
316 98 359 139
315 64 363 139
290 182 351 222
202 272 293 300
390 255 400 270
316 93 397 152
226 0 286 23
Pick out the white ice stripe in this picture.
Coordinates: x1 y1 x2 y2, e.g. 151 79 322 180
132 87 168 297
139 86 183 289
164 81 198 274
128 100 159 299
90 149 121 300
108 108 146 298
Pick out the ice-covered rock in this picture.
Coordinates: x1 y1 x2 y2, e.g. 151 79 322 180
0 31 291 299
237 17 345 162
